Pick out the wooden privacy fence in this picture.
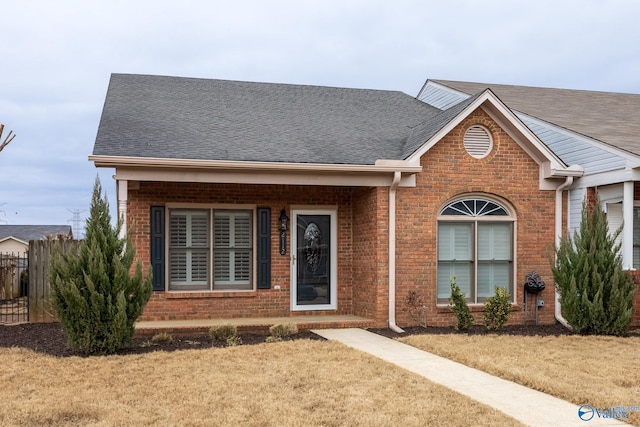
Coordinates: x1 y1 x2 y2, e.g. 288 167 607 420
28 239 80 323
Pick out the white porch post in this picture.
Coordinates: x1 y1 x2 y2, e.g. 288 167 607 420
117 179 128 240
622 180 634 270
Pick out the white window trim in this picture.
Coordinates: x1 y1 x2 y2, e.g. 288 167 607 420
165 204 257 292
436 195 517 305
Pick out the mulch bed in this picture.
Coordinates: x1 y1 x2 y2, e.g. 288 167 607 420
0 323 323 357
0 322 573 357
369 323 573 339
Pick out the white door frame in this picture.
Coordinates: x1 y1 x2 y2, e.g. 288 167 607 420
290 208 338 311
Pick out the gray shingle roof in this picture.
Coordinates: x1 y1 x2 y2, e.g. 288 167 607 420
94 74 442 165
0 225 72 242
433 80 640 156
402 93 482 159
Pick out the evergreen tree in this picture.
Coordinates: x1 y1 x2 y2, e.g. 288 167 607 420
552 192 636 335
51 177 152 354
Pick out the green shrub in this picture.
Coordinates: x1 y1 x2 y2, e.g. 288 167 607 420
268 323 299 341
483 287 511 330
209 324 238 341
50 177 152 355
449 278 474 331
552 193 637 335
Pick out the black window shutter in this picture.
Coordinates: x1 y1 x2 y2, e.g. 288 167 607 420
257 207 271 289
150 206 165 291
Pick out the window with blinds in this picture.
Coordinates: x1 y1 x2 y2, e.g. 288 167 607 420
168 208 253 291
214 211 252 288
437 197 514 304
437 223 473 299
169 210 209 288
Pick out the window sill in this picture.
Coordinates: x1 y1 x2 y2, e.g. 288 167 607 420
162 290 257 299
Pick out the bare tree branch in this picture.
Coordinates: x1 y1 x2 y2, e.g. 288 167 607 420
0 123 17 153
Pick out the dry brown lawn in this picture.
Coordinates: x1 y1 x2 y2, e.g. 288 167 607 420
400 333 640 426
0 340 521 427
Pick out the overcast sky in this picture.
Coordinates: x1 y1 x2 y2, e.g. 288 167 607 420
1 0 639 237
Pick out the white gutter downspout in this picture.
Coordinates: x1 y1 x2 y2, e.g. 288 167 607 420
554 176 573 329
388 171 405 333
117 179 128 240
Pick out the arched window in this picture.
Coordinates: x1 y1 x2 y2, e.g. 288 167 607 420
437 196 515 304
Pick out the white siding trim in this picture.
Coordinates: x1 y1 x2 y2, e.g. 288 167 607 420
607 203 623 248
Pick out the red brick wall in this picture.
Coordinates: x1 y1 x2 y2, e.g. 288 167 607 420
625 268 640 328
129 182 355 321
394 109 558 327
352 187 390 325
125 107 580 328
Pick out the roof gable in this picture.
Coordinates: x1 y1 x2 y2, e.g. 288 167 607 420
420 80 640 176
428 80 640 157
404 89 577 179
0 236 28 246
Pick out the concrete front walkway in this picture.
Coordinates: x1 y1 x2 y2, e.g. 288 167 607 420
313 328 628 427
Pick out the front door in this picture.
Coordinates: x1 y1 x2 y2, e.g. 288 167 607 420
291 209 337 311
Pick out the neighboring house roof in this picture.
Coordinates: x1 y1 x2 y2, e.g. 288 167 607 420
0 225 72 244
418 80 640 180
428 80 640 156
93 74 442 166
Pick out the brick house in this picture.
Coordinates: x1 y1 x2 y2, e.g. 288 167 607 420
90 74 639 329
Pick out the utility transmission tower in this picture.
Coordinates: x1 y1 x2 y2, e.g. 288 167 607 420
67 208 85 238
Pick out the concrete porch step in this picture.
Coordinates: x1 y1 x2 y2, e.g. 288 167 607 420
134 314 375 337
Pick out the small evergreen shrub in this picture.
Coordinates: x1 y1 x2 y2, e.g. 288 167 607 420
50 177 152 355
552 192 637 335
449 278 474 331
209 324 238 341
268 323 299 342
403 290 427 328
483 287 511 330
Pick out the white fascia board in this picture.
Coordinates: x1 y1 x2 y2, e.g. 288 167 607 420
571 168 639 189
542 162 584 179
114 167 418 187
89 155 421 173
91 156 422 188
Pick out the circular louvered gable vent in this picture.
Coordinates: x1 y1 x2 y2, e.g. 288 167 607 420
463 125 492 158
